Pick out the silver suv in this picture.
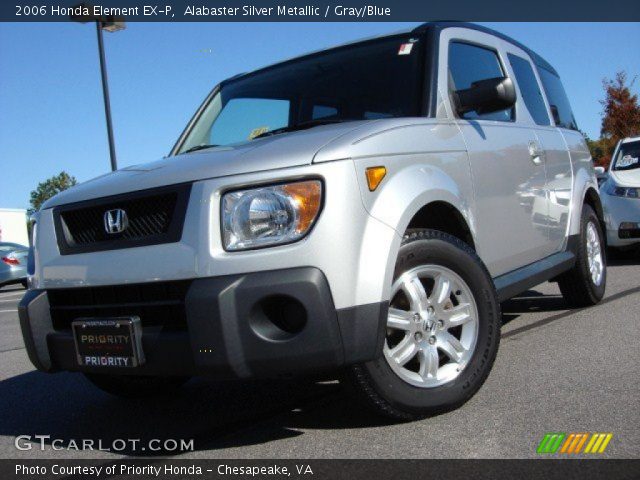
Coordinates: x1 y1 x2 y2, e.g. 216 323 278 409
20 23 606 419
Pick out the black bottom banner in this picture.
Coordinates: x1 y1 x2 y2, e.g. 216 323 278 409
4 459 640 480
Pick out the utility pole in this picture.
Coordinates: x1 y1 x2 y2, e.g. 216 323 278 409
95 21 118 171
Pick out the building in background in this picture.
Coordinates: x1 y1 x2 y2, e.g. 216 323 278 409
0 208 28 246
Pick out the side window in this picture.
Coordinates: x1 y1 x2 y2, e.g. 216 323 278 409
448 42 513 122
537 67 578 130
507 54 550 126
210 98 290 144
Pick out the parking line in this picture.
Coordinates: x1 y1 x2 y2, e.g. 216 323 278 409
0 309 17 313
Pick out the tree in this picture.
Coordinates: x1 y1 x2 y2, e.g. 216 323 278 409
581 130 606 166
598 72 640 168
29 171 77 214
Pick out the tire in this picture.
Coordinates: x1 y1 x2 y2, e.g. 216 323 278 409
84 373 189 398
348 229 501 420
557 205 606 307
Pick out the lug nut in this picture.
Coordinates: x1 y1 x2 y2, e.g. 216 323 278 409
437 320 444 329
414 332 423 341
427 306 435 315
413 313 421 322
428 335 436 345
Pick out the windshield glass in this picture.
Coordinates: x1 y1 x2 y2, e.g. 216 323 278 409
176 35 425 153
613 140 640 171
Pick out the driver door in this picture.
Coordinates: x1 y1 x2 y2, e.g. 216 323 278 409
439 28 549 277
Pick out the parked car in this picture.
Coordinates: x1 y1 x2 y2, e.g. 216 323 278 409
0 242 29 288
600 136 640 251
20 22 606 419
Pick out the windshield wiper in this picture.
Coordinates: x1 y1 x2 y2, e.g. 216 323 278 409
183 144 220 154
252 118 355 140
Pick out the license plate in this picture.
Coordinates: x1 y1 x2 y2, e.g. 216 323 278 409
72 317 145 368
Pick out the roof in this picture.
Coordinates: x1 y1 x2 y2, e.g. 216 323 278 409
621 136 640 144
226 22 559 86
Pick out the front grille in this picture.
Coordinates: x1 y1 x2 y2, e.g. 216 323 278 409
48 281 192 331
53 184 191 255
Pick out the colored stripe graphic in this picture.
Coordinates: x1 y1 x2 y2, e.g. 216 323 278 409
538 433 613 454
537 433 565 453
560 433 589 454
584 433 613 453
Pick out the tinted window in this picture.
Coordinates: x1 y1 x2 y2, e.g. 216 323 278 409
538 67 578 130
507 54 550 126
209 98 290 144
613 140 640 171
178 36 425 152
449 42 513 122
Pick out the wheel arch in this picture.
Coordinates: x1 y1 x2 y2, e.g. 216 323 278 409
353 156 477 306
405 201 476 251
583 186 605 227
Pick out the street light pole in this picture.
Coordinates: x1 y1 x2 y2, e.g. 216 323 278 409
95 20 118 172
70 3 125 172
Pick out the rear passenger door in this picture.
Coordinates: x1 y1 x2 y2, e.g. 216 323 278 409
505 49 573 256
439 28 549 277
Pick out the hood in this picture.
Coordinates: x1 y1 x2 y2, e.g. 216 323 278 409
43 121 373 208
609 168 640 187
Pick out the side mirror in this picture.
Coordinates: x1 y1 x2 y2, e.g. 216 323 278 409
454 76 516 116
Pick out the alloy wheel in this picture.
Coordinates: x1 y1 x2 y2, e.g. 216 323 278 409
383 265 479 388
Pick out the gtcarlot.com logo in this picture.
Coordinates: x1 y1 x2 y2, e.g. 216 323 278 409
14 435 194 452
536 432 613 454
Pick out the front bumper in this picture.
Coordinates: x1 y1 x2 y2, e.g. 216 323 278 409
19 267 387 378
603 192 640 247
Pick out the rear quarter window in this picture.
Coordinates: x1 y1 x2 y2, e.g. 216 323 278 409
507 54 550 126
538 67 578 130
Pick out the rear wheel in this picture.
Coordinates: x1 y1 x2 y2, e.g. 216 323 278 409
348 229 501 420
557 205 606 307
84 373 189 398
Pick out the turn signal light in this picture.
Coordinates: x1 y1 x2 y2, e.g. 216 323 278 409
365 166 387 191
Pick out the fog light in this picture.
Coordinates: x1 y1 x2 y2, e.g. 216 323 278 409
620 222 639 230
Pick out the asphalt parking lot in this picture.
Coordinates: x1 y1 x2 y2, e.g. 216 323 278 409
0 253 638 460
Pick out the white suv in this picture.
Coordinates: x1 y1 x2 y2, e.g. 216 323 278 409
600 136 640 250
20 22 606 419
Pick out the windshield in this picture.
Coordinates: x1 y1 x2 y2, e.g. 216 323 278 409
176 35 425 153
613 140 640 171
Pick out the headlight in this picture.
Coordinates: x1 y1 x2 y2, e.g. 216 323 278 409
222 180 322 251
606 184 640 199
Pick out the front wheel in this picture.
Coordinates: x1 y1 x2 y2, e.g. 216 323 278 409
348 229 501 420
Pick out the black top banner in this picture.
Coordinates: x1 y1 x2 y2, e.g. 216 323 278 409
3 0 640 22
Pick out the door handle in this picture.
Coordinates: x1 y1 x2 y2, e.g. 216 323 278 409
528 141 545 165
